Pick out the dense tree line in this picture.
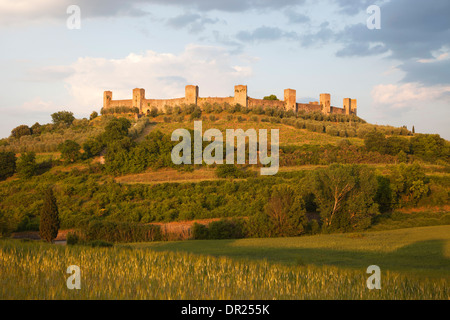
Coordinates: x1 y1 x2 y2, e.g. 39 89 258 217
364 130 450 163
0 161 440 239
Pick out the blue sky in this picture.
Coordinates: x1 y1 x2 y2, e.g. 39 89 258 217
0 0 449 139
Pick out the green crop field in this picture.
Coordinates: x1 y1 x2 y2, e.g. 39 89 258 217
1 225 448 300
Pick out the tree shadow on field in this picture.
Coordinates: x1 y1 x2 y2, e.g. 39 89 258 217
148 239 450 277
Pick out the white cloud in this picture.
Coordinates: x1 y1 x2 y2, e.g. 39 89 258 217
20 97 58 113
371 83 450 109
50 44 253 112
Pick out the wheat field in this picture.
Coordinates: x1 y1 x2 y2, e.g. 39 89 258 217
0 239 448 300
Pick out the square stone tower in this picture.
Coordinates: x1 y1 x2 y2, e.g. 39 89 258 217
351 99 357 115
103 91 112 109
185 85 199 105
234 85 248 107
132 88 145 113
320 93 331 114
284 89 297 112
343 98 351 115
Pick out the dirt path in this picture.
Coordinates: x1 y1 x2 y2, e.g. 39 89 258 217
135 122 157 143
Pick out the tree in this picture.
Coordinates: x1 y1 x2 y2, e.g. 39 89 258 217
102 118 131 143
11 125 32 139
90 111 99 121
31 122 42 135
364 130 386 154
264 185 307 237
263 95 279 101
17 152 37 179
83 138 104 158
51 111 75 126
0 210 11 238
390 163 430 206
410 134 448 163
39 187 60 243
0 151 16 181
312 164 379 232
58 140 81 163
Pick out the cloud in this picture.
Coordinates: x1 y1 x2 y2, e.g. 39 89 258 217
25 65 75 82
0 0 307 26
285 10 310 24
371 83 450 109
399 56 450 86
335 0 450 60
332 0 388 15
300 22 335 47
166 12 219 33
43 44 254 113
19 97 59 114
236 26 298 43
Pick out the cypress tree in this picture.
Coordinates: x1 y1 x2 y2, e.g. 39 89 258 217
39 187 60 243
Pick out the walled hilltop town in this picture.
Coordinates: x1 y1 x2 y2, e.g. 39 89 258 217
103 85 357 116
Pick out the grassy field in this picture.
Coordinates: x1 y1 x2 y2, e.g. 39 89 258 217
152 116 364 146
1 226 448 299
128 225 450 278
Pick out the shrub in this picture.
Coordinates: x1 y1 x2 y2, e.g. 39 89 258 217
149 107 158 117
58 140 81 163
215 165 252 179
0 151 16 181
208 219 245 240
90 111 98 120
66 232 79 245
89 240 113 247
192 223 209 240
17 152 37 179
263 95 279 101
81 220 162 243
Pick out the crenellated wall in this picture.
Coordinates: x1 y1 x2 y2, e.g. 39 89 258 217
103 85 357 116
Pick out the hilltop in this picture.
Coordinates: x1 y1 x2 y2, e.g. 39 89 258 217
0 105 449 243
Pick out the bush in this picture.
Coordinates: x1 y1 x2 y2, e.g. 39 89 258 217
149 107 158 117
58 140 81 163
81 220 162 243
192 219 245 240
66 232 79 245
192 223 209 240
306 220 321 235
215 165 252 179
17 152 37 179
0 152 16 181
87 240 113 248
90 111 98 121
208 219 244 239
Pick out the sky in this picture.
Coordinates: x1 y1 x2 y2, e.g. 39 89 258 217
0 0 449 139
